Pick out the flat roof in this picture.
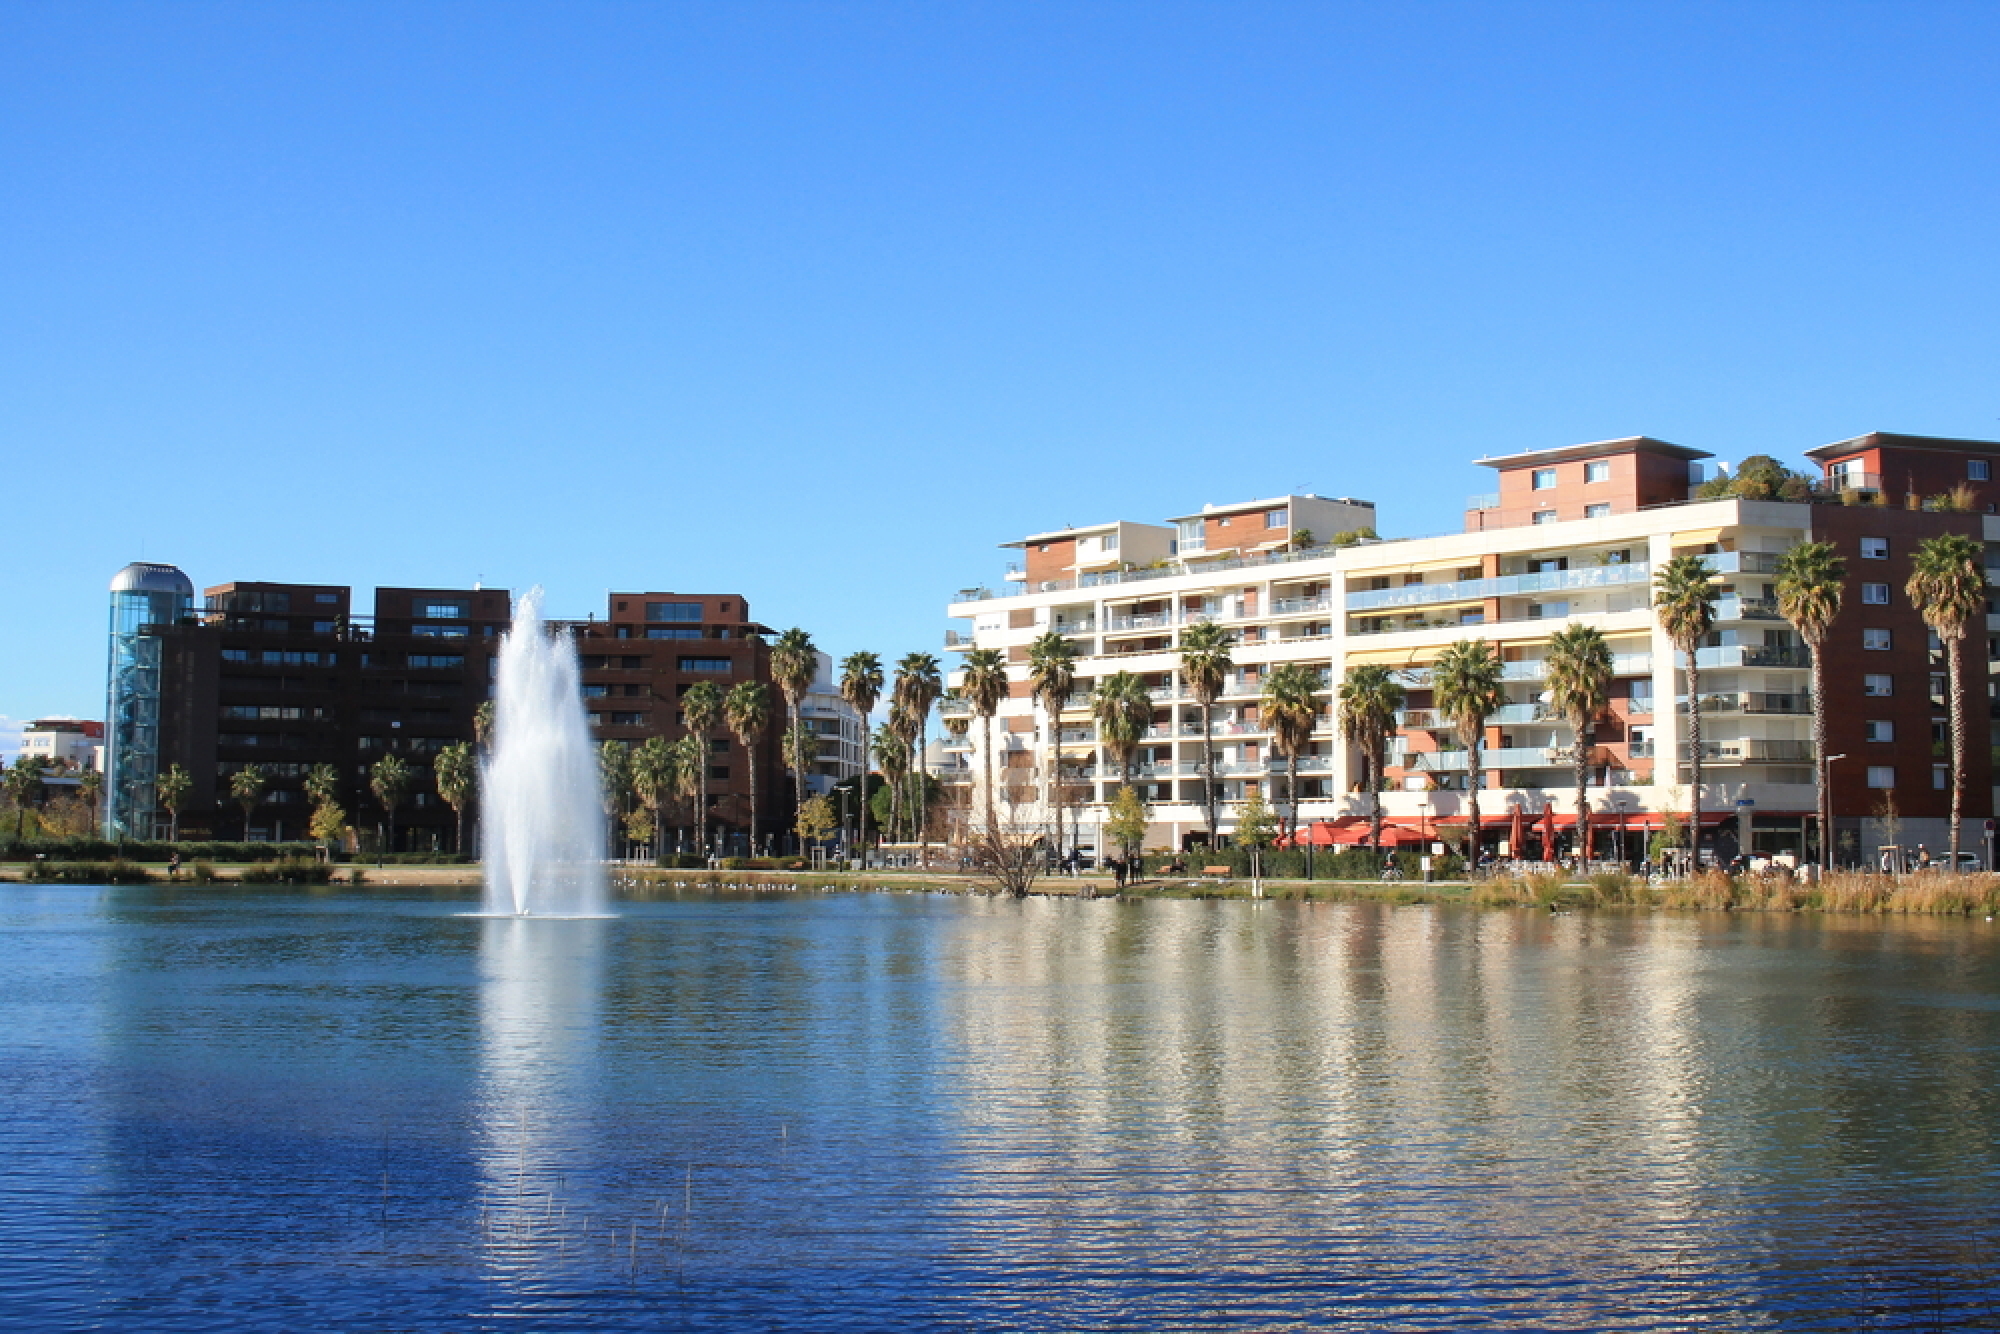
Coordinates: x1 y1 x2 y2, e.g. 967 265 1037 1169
1803 431 2000 461
1003 520 1168 548
1164 494 1374 523
1476 436 1712 470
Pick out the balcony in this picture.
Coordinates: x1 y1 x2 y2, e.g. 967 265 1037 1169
1825 471 1884 493
1466 492 1500 511
944 630 976 649
1682 739 1814 763
939 698 972 717
1709 550 1782 575
1403 746 1566 772
1053 617 1097 634
1715 595 1783 621
1678 692 1810 716
1694 644 1808 670
1104 612 1176 633
1268 594 1333 616
1345 561 1650 613
1401 653 1651 686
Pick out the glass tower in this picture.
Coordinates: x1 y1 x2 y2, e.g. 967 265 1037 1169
104 563 194 839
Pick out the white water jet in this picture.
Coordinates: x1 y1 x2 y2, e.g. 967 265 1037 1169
480 588 610 917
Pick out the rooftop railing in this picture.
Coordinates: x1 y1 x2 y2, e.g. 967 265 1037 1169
1345 561 1651 612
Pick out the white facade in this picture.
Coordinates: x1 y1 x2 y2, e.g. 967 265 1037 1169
946 496 1824 854
19 719 104 771
799 651 867 796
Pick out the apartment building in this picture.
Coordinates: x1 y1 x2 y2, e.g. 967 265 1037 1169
944 435 1999 864
105 573 795 851
18 718 104 771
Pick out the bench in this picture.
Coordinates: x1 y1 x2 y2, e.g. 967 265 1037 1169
1201 865 1233 879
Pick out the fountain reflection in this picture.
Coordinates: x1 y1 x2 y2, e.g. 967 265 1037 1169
473 914 606 1276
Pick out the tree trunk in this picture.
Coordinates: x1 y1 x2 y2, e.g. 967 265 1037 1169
1467 730 1483 867
746 747 760 858
1573 718 1590 865
1685 648 1703 867
1201 693 1218 844
1948 630 1966 865
1809 634 1830 868
456 805 466 857
982 713 998 837
696 734 709 859
1368 745 1384 855
1287 751 1301 841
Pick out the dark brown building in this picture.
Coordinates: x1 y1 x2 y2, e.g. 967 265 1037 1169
138 581 789 853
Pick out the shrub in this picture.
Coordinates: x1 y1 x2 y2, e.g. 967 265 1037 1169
189 861 218 884
23 860 151 884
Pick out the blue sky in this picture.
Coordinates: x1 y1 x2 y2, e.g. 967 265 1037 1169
5 1 2000 738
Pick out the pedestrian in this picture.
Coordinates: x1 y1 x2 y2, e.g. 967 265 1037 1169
168 851 182 880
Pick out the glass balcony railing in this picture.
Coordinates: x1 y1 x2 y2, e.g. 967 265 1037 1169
1401 653 1651 686
1345 562 1650 612
1693 644 1809 669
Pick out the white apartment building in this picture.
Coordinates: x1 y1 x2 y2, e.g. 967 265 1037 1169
798 651 867 797
943 436 2000 862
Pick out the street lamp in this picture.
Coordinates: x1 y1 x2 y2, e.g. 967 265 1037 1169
1821 755 1847 871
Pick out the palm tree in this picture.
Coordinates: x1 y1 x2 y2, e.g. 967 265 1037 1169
1091 671 1152 786
631 735 675 861
305 763 340 812
1260 662 1323 840
671 733 705 852
230 763 268 842
369 753 413 854
1907 532 1985 866
872 721 910 842
1654 555 1718 865
1178 620 1236 845
681 680 724 856
959 647 1010 834
597 739 631 853
8 754 50 840
839 651 884 859
780 721 812 833
1545 624 1614 861
156 762 191 843
1026 631 1078 860
770 628 819 826
724 680 772 855
1337 664 1405 855
435 742 477 855
1429 638 1506 860
473 700 496 754
892 653 942 850
1775 541 1846 868
79 767 103 832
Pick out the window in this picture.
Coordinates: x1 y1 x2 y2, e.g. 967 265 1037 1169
1177 519 1205 552
315 593 339 604
1102 532 1119 551
1584 461 1610 484
1860 537 1889 560
1865 720 1894 742
1217 516 1231 527
582 684 608 698
221 705 302 720
413 624 468 638
610 712 646 726
646 602 702 623
1862 582 1890 605
1265 509 1287 529
678 657 731 673
647 626 703 639
1532 468 1558 490
312 620 337 634
421 601 468 619
1628 679 1654 713
1934 764 1951 789
1585 503 1611 519
709 765 730 781
1532 510 1558 525
1863 628 1892 650
1867 766 1896 789
409 654 464 669
1972 460 1991 481
222 648 249 662
1864 674 1893 696
1527 602 1569 620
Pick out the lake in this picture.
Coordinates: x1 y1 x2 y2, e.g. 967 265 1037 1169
3 884 1998 1331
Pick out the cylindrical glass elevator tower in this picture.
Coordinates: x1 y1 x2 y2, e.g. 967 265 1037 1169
104 563 194 839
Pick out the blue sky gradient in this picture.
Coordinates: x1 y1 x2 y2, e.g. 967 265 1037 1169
6 2 2000 734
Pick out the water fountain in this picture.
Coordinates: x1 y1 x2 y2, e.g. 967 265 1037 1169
479 588 610 917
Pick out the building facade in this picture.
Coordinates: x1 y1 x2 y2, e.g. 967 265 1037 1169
944 434 2000 864
103 573 793 851
19 718 104 771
